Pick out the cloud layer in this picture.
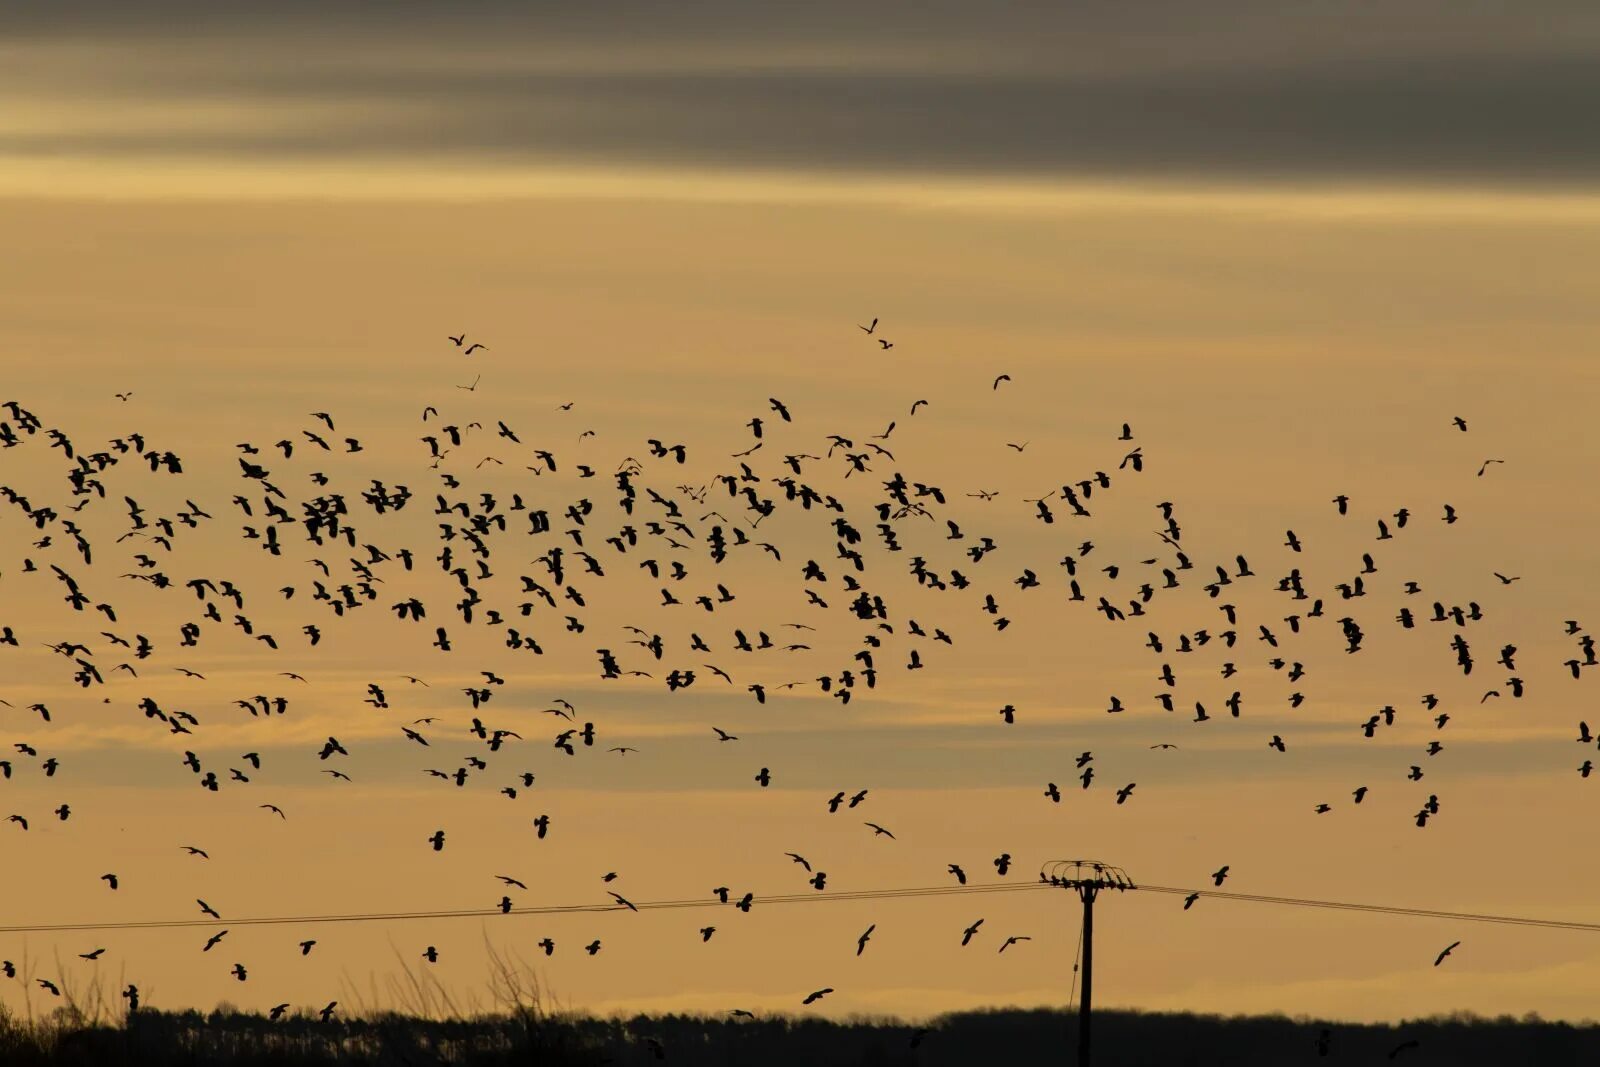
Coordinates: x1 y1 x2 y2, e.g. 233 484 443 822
6 1 1600 184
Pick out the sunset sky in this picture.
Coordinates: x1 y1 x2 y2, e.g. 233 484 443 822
3 1 1600 1027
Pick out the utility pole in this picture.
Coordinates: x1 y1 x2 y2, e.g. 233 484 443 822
1042 860 1135 1067
1080 883 1094 1065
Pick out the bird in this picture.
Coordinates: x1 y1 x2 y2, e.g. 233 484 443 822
1434 941 1461 966
802 988 833 1005
993 374 1011 390
960 919 984 946
998 935 1031 953
864 822 895 839
856 924 875 955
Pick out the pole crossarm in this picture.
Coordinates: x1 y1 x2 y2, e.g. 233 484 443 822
1042 859 1136 896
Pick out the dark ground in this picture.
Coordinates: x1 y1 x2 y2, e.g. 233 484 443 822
4 1006 1598 1065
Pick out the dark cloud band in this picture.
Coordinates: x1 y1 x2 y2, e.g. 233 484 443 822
6 2 1599 183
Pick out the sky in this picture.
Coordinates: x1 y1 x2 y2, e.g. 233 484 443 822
3 0 1600 1029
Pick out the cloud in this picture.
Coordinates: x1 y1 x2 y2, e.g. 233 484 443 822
5 2 1600 184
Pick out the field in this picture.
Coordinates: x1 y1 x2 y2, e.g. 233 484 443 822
3 1004 1596 1066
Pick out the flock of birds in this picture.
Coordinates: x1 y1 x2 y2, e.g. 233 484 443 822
0 321 1594 1037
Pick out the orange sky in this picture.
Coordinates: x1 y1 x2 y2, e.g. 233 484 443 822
4 2 1600 1027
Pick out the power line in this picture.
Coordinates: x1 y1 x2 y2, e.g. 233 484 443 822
3 879 1598 937
1130 884 1600 934
0 881 1047 935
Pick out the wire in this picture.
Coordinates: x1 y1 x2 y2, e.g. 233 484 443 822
1067 910 1083 1014
0 881 1048 935
1130 884 1600 934
4 878 1598 937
